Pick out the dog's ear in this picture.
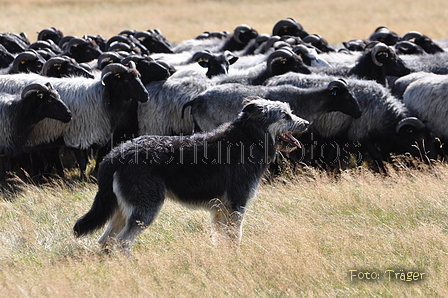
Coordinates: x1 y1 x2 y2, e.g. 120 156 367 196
242 102 261 115
242 96 263 115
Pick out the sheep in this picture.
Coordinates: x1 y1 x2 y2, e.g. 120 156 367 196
367 26 401 46
401 73 448 148
315 42 411 87
184 79 362 133
62 36 103 63
264 72 432 169
41 56 94 78
272 18 309 39
0 44 14 68
0 82 71 178
171 24 258 54
401 31 445 54
0 63 149 178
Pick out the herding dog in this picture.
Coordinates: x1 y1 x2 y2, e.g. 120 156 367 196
73 97 309 252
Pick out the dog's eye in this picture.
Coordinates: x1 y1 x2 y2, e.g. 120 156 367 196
283 114 292 120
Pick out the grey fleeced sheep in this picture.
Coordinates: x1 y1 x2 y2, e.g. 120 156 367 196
184 79 362 132
0 82 71 176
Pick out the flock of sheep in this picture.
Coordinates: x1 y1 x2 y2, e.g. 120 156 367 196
1 17 448 184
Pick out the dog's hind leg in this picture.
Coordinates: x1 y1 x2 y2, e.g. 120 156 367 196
98 209 127 248
113 173 166 253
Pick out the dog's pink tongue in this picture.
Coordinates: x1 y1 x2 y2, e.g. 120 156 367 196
285 134 302 148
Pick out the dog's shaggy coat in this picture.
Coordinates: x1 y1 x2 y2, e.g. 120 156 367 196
73 98 309 252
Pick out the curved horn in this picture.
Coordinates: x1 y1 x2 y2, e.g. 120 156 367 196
327 78 348 90
12 50 38 72
134 31 152 40
396 117 425 134
97 52 123 69
41 56 68 75
58 35 75 50
371 42 389 67
66 37 86 53
303 34 321 44
192 50 213 62
106 35 132 49
121 55 143 66
28 40 51 51
21 83 49 98
403 31 423 41
233 24 252 44
101 63 129 85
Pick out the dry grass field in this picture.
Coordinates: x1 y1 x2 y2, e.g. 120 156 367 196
1 0 448 297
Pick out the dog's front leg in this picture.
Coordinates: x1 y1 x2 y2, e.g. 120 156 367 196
209 201 244 247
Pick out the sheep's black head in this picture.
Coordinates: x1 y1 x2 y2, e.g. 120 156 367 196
272 18 309 39
233 24 258 45
192 50 238 78
121 56 172 84
11 50 45 74
65 37 102 63
393 117 435 160
37 27 64 44
302 34 335 53
134 30 173 54
326 79 362 119
41 56 94 78
369 42 411 77
402 31 444 54
22 82 72 123
0 44 14 68
267 48 311 76
368 26 400 46
101 62 149 103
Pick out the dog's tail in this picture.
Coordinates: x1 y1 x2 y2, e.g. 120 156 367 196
73 159 118 237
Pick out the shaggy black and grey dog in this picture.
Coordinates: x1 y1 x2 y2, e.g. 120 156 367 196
73 97 309 252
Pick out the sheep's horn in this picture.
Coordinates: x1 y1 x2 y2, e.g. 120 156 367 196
328 79 348 90
402 31 423 41
233 24 252 44
21 83 49 98
192 50 213 62
303 34 321 44
371 42 389 67
101 63 129 85
396 117 425 134
134 31 152 40
66 37 87 54
12 50 38 72
106 35 132 49
41 56 68 75
97 52 123 69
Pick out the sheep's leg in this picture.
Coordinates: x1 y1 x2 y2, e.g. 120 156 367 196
72 148 88 180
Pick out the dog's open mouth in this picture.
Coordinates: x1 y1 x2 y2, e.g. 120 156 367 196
279 133 302 148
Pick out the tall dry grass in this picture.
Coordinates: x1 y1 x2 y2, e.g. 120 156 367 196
1 163 448 297
0 0 447 44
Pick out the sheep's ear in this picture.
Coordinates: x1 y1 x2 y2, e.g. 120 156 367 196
225 51 238 65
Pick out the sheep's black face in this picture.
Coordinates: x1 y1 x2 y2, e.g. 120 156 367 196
30 89 72 123
270 55 311 76
103 69 149 103
379 50 411 77
327 85 362 119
